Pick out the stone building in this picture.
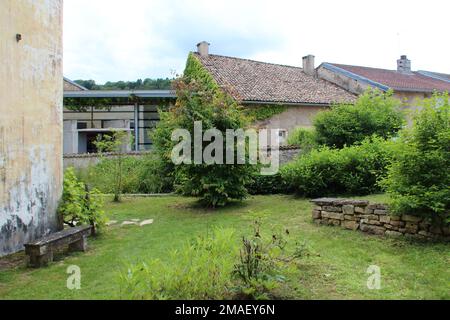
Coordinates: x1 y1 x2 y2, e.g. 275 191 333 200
192 42 356 145
0 0 63 256
317 55 450 112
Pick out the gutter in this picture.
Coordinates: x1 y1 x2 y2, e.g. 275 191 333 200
417 70 450 84
243 100 332 107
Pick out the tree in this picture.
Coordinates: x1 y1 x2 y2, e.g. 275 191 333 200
152 53 254 207
94 130 130 202
314 88 405 148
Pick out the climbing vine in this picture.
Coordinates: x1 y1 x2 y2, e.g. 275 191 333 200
244 104 288 122
184 53 220 93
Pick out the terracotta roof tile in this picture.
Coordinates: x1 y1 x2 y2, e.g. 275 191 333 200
330 64 450 93
194 53 356 105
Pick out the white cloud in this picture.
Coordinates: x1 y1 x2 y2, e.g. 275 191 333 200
64 0 450 83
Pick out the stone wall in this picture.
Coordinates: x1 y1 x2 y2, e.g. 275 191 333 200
311 198 450 240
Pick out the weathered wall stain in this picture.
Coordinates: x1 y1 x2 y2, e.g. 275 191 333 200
0 0 63 256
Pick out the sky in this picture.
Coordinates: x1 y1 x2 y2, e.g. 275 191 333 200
64 0 450 84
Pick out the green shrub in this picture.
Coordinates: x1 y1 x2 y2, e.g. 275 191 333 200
286 127 318 151
58 168 106 232
281 136 394 197
314 89 405 148
246 173 290 195
382 92 450 225
79 153 174 195
119 228 238 300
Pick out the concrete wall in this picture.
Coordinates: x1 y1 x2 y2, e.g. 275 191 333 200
0 0 63 256
255 105 328 145
317 66 371 95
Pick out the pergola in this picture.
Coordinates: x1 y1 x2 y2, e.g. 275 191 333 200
63 90 177 152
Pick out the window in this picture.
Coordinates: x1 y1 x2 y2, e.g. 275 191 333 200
77 122 87 130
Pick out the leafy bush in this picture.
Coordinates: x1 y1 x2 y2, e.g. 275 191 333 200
246 173 290 195
78 153 174 195
382 92 450 225
286 127 318 151
119 228 238 300
314 89 405 148
281 136 394 197
58 168 106 232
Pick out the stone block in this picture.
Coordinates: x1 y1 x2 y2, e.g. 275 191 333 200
330 219 341 226
379 215 391 224
384 224 399 231
360 224 385 235
405 222 419 233
385 230 403 238
312 210 321 219
342 205 355 215
354 206 366 214
343 220 359 230
401 214 422 223
323 206 342 212
390 220 405 227
368 220 382 226
344 215 356 221
322 211 344 220
418 231 432 237
389 215 401 221
374 209 388 215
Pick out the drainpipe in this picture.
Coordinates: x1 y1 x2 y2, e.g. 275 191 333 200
134 103 139 151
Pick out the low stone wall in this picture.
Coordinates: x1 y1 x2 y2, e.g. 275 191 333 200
311 198 450 240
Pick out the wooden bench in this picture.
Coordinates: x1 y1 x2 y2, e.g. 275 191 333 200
24 225 92 268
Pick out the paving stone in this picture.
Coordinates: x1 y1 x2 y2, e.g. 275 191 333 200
140 219 154 227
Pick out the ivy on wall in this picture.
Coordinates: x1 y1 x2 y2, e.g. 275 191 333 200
244 104 288 122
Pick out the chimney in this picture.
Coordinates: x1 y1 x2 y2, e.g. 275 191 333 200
197 41 210 57
302 55 315 76
397 55 411 73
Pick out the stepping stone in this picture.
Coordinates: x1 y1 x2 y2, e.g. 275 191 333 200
139 219 154 227
106 220 118 226
121 221 138 226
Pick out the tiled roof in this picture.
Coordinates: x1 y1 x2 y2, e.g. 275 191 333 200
194 53 356 105
328 64 450 93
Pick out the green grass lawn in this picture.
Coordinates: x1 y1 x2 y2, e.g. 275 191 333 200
0 194 448 300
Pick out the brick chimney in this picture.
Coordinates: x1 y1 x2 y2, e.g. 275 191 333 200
197 41 210 57
302 55 315 76
397 55 411 73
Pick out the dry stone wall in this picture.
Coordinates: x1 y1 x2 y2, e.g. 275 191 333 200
311 198 450 240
